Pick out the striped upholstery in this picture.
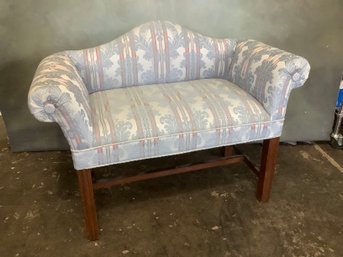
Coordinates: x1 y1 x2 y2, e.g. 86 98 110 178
229 40 310 120
28 54 93 150
28 21 310 170
68 21 237 93
72 79 283 169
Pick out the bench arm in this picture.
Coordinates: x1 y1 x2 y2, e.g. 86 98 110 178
28 53 93 150
228 40 310 120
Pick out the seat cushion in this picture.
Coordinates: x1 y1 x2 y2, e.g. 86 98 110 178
71 79 284 170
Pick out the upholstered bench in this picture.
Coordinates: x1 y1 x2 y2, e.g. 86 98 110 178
28 21 310 240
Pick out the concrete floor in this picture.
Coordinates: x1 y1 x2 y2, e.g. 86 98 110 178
0 118 342 257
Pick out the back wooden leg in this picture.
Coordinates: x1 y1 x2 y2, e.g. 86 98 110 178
223 146 234 157
77 169 99 240
256 137 280 202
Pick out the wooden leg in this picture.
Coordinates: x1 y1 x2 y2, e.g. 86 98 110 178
77 169 99 240
223 146 234 157
256 137 280 202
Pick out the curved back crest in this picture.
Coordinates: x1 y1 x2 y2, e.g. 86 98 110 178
68 21 237 93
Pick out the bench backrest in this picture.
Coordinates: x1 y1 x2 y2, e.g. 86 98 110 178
68 21 237 94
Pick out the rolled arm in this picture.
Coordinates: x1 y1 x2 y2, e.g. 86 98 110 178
28 53 93 150
228 40 310 120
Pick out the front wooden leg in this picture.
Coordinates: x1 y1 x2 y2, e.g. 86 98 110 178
256 137 280 202
77 169 99 240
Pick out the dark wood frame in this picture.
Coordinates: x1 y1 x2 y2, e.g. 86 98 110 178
77 137 280 240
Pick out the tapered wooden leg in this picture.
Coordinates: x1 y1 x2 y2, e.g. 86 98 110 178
223 146 234 157
77 169 99 240
256 137 280 202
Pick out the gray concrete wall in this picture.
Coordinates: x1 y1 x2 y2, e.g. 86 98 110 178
1 0 342 151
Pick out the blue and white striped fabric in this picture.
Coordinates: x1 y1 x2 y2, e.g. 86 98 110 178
68 21 237 93
28 21 310 170
72 79 282 169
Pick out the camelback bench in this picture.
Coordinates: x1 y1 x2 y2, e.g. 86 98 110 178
28 21 310 240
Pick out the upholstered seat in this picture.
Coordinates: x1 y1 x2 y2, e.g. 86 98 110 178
73 79 281 169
